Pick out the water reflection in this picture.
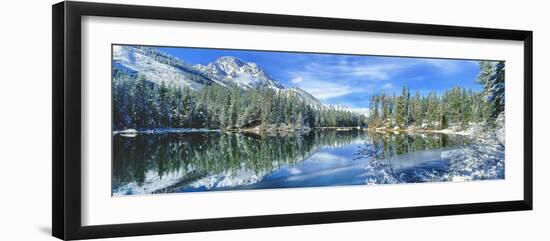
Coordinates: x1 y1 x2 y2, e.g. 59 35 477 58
112 130 470 195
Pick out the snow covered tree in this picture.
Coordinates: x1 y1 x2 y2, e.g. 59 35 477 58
478 61 505 119
488 62 505 118
395 86 408 127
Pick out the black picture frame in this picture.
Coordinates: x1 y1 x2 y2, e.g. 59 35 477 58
52 1 533 240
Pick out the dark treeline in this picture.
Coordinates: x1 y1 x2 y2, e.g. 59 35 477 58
368 86 487 129
112 69 366 130
368 61 505 129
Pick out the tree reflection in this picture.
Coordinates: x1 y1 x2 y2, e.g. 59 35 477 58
354 132 470 184
112 130 364 193
112 131 473 194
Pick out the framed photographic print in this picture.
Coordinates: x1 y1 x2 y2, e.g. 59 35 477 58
52 1 533 240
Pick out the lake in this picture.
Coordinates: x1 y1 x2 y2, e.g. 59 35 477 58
112 130 473 195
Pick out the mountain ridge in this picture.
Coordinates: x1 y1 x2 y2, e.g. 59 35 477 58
193 55 284 90
112 45 359 113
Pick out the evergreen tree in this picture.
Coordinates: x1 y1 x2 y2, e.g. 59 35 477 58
113 64 503 132
488 62 505 118
395 86 408 127
412 91 423 126
477 61 505 119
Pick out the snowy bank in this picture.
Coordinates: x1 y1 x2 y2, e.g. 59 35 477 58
113 128 220 136
368 122 488 137
362 116 505 184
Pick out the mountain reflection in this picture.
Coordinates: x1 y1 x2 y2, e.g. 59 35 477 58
112 130 469 195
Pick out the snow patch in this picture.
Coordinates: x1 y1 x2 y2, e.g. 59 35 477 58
113 45 205 89
113 169 186 195
189 168 267 190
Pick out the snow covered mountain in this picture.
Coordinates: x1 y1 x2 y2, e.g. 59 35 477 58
194 56 284 90
285 87 325 110
113 45 284 90
113 45 339 111
112 45 213 90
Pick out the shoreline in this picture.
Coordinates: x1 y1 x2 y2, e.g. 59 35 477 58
365 124 484 136
113 125 476 136
113 128 221 136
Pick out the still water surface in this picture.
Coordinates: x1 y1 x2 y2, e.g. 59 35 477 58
112 130 471 195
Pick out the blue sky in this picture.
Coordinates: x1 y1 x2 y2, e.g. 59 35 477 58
158 46 484 114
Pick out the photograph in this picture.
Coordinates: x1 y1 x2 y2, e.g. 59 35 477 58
0 0 539 240
111 44 505 196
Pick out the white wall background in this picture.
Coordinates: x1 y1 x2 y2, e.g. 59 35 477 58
0 0 547 240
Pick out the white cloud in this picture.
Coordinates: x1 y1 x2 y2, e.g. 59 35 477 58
419 59 477 74
290 76 303 84
381 83 393 90
409 76 426 81
311 152 348 163
337 63 401 80
301 83 355 100
304 61 402 81
286 55 472 102
421 59 458 73
288 167 302 175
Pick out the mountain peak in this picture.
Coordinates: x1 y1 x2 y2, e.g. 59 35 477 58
113 46 328 114
207 56 283 89
215 56 244 65
114 46 285 90
212 56 246 77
